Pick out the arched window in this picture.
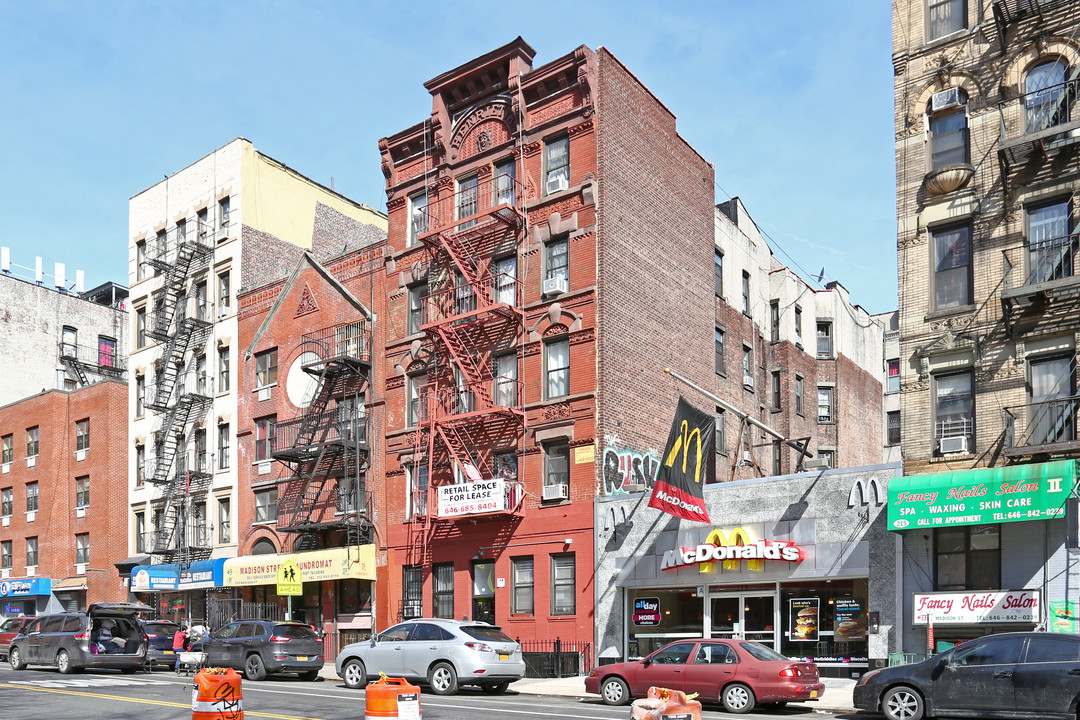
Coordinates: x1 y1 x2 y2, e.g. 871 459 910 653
251 538 277 555
1025 59 1069 134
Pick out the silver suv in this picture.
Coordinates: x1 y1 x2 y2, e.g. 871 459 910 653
9 602 151 674
335 618 525 695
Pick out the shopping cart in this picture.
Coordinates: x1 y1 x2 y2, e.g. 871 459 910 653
175 651 208 676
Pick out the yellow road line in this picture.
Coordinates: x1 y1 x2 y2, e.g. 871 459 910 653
0 683 327 720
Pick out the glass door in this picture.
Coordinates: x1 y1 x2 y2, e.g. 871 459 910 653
710 593 777 647
710 596 741 638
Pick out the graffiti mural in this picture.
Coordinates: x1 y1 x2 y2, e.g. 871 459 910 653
602 446 660 495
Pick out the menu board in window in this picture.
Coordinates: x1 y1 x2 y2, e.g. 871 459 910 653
789 598 818 642
833 597 867 642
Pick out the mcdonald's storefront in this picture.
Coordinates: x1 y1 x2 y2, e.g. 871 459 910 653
595 464 901 678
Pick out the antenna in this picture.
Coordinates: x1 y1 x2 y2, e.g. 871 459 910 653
0 247 9 273
54 262 66 290
76 270 85 293
35 257 43 283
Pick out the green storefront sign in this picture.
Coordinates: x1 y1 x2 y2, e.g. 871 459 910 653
888 460 1076 532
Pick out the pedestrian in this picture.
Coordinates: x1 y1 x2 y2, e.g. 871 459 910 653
172 624 187 672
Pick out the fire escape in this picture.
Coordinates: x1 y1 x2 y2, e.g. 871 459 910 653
143 220 216 562
58 339 126 387
271 322 373 549
408 172 526 554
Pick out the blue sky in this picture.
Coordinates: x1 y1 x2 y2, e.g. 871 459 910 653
0 1 896 313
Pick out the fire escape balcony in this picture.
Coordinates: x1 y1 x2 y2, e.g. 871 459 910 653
1004 395 1080 459
276 481 371 532
172 450 215 492
998 76 1080 176
433 379 525 424
58 341 126 383
421 272 522 328
144 221 216 272
993 1 1075 52
409 478 525 522
1000 236 1080 332
296 321 371 372
416 174 523 248
271 410 369 462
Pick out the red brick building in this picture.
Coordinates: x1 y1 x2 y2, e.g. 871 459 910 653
0 380 129 614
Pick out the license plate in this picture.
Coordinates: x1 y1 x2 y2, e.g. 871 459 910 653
163 650 174 655
810 690 818 698
499 654 509 661
297 656 308 662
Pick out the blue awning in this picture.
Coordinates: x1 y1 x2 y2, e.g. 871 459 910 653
0 578 51 597
130 559 225 591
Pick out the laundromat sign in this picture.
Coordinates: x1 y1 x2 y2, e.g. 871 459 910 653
888 460 1075 531
660 527 806 573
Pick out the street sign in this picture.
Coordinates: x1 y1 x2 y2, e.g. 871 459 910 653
276 559 303 596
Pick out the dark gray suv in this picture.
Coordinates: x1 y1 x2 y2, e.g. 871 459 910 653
189 620 324 681
9 602 151 674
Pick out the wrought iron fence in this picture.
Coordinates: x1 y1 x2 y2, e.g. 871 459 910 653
517 637 591 678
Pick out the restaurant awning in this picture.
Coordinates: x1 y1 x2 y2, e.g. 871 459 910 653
53 577 88 591
887 459 1076 532
130 558 226 592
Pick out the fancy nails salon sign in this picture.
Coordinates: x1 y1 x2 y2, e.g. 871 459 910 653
660 527 806 573
913 590 1040 625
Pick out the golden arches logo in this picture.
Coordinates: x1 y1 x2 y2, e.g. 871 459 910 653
700 527 763 573
664 420 704 485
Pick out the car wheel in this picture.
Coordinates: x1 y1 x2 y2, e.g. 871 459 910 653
428 661 458 695
600 676 630 706
57 649 74 675
9 646 26 671
244 654 267 681
722 682 756 714
481 681 509 695
342 659 366 689
298 670 319 681
882 686 924 720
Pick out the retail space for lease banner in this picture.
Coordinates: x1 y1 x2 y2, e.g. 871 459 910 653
595 464 901 678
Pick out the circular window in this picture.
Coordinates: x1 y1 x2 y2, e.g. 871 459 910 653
285 351 321 407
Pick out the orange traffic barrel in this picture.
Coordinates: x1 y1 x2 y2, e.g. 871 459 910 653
365 676 422 720
192 667 244 720
631 686 702 720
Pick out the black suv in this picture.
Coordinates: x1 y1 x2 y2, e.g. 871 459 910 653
9 602 151 674
189 619 323 681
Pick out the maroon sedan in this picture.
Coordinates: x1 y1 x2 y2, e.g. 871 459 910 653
0 617 36 660
585 638 823 713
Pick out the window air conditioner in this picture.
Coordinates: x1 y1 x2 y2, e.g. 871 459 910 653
931 88 962 112
546 175 569 195
939 436 968 455
218 305 230 319
743 374 755 389
543 483 568 501
542 276 568 297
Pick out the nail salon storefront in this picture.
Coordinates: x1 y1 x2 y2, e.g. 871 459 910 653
594 465 901 678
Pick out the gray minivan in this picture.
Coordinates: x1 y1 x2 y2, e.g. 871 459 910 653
9 602 151 674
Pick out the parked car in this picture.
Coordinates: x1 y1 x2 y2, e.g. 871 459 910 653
585 638 824 712
0 616 36 660
335 618 526 695
8 602 151 674
188 619 324 681
139 620 181 669
854 632 1080 720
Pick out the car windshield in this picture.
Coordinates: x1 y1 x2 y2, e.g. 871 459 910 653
273 624 316 639
739 641 792 662
461 626 515 643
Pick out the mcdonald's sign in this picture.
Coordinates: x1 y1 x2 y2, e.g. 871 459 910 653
649 396 714 523
660 526 805 573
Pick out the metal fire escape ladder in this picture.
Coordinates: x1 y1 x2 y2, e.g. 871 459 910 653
432 325 494 408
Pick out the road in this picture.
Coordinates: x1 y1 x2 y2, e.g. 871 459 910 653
0 665 850 719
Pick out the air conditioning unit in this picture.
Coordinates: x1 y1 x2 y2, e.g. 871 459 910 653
931 87 962 112
939 436 969 455
542 276 568 297
743 374 755 389
543 483 568 501
218 305 230 319
546 175 569 195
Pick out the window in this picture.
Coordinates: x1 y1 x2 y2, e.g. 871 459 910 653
771 371 781 411
133 511 145 554
816 322 833 358
887 359 900 393
194 428 207 472
75 419 89 452
1024 636 1080 663
932 223 972 309
551 553 575 615
337 579 372 614
25 427 38 458
794 306 803 343
795 374 805 416
742 344 753 384
75 476 89 508
1 540 10 569
545 339 569 399
714 250 723 297
544 442 570 492
135 444 146 486
75 533 89 565
406 462 429 519
456 174 478 230
772 442 782 476
714 408 726 456
935 371 973 442
818 449 835 469
888 411 902 445
544 134 569 194
494 255 517 306
495 159 516 206
218 346 230 393
407 372 427 427
136 240 146 281
714 328 725 375
255 416 276 461
407 282 428 335
219 196 231 228
770 300 780 342
741 271 751 315
452 271 475 318
26 537 37 567
136 307 146 348
176 218 187 244
1025 59 1069 134
218 498 231 543
218 423 230 470
254 487 277 523
197 207 209 238
217 269 231 313
1 488 11 516
511 557 534 615
1 434 11 464
255 348 278 387
817 386 834 423
432 563 454 619
1027 199 1072 285
402 566 423 619
135 376 145 416
407 191 428 246
1028 355 1074 444
493 353 517 407
98 336 116 368
935 524 1000 590
930 106 968 169
545 235 569 282
927 0 965 41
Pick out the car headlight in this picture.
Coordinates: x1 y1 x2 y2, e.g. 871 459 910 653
856 669 882 686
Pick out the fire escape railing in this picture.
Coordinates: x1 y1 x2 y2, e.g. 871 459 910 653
1004 395 1080 453
58 341 126 385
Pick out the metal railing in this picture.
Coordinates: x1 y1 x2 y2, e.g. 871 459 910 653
273 410 368 455
145 220 216 268
1002 234 1080 291
1000 77 1080 144
58 341 126 373
145 370 213 408
418 174 523 239
175 450 215 478
936 418 973 439
518 638 591 678
1004 395 1080 449
298 321 370 363
423 272 520 323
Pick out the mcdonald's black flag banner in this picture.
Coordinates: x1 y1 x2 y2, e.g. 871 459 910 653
648 396 714 523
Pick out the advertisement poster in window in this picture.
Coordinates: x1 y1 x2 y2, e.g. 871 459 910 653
790 598 819 641
633 597 661 626
1050 600 1078 634
833 597 867 642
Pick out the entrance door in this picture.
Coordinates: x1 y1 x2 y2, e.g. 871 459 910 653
472 561 495 624
710 593 776 647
